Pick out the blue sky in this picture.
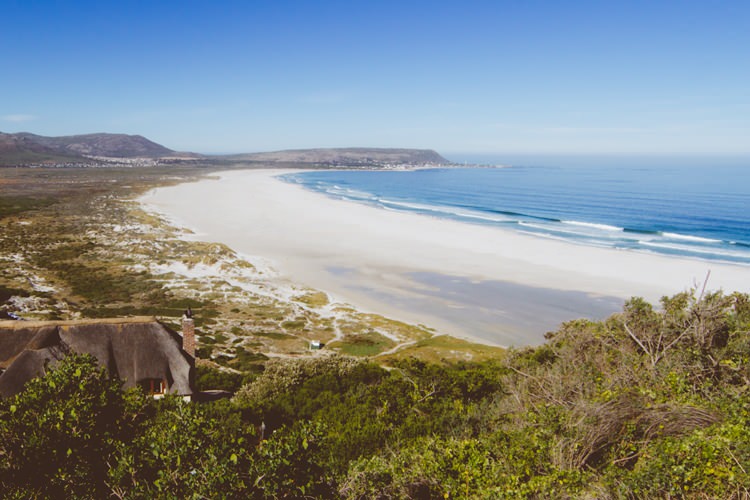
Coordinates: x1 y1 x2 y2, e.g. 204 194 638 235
2 0 748 156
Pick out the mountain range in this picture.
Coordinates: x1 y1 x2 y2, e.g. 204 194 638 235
0 131 449 167
0 132 183 165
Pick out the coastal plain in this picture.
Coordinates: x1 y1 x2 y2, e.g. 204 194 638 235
141 169 750 346
0 166 504 368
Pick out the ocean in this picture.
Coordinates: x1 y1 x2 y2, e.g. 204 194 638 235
281 157 750 266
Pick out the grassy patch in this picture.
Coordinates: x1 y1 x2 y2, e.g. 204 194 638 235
177 241 236 267
380 335 506 364
293 291 329 308
281 319 307 330
255 331 293 340
347 313 434 343
80 300 218 320
0 196 55 218
329 330 396 357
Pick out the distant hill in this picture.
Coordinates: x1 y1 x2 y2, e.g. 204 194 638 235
0 132 450 168
0 132 181 166
224 148 450 166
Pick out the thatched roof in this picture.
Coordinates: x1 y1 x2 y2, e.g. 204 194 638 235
0 317 194 398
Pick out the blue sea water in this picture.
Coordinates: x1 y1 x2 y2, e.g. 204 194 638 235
280 157 750 265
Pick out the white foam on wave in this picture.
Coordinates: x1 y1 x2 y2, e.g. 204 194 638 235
561 220 624 232
379 199 515 223
520 221 626 241
662 232 722 244
379 199 435 211
516 231 616 250
516 231 573 243
640 241 750 260
518 221 551 230
324 185 377 201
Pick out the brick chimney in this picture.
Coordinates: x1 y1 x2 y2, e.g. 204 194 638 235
181 316 196 357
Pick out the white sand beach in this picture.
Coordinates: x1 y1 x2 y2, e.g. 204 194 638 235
139 169 750 346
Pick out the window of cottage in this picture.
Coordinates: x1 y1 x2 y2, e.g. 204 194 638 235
139 378 167 395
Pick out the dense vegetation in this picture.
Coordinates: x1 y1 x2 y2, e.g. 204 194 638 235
2 289 749 498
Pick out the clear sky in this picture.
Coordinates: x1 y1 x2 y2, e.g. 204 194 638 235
2 0 748 156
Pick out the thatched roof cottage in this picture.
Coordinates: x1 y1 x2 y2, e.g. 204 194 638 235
0 317 195 399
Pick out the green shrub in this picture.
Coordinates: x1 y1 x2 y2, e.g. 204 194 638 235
0 354 148 498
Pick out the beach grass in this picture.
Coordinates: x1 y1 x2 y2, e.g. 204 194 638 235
379 334 507 364
328 330 396 357
293 290 329 308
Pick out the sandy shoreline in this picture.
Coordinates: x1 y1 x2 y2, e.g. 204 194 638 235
138 169 750 346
